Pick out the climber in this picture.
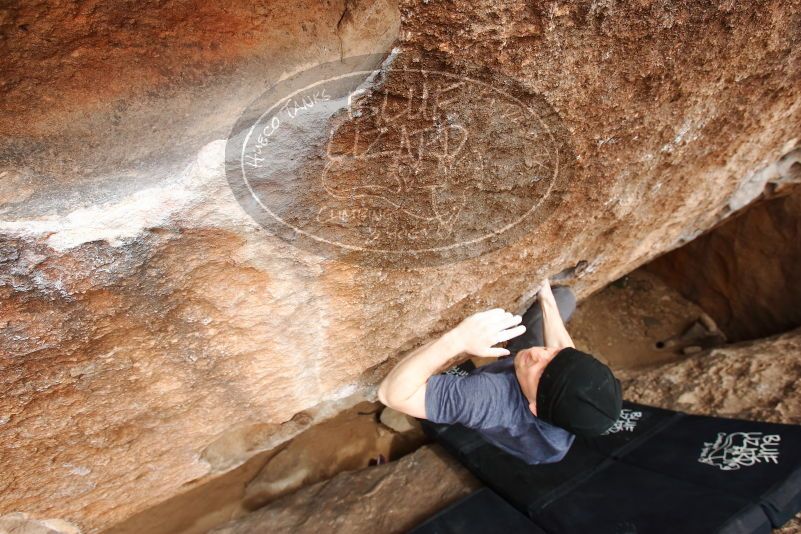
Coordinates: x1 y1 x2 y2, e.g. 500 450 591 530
377 279 622 465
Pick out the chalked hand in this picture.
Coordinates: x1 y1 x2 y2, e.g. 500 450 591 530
453 308 526 358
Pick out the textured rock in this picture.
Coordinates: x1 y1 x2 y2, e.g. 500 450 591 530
621 327 801 425
211 444 480 534
0 513 80 534
0 0 800 531
647 183 801 342
379 406 421 433
569 269 718 369
241 401 426 510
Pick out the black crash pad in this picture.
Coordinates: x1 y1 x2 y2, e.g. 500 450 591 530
427 423 609 515
580 402 801 527
422 401 801 533
409 488 546 534
533 455 770 534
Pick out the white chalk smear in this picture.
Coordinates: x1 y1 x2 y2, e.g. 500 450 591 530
0 139 248 251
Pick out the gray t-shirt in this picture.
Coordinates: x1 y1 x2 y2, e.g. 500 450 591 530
425 356 575 465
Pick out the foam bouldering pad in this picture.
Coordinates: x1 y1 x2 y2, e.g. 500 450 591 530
421 401 801 533
580 402 801 527
576 401 682 457
533 456 771 534
409 488 546 533
429 426 610 515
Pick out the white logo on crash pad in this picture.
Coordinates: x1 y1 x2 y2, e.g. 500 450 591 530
603 409 643 435
698 432 781 471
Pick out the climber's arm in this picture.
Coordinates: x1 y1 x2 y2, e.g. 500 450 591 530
539 279 575 349
377 332 463 418
378 309 525 419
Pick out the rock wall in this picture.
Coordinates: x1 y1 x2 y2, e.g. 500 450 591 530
1 0 800 531
620 327 801 425
647 181 801 342
211 445 480 534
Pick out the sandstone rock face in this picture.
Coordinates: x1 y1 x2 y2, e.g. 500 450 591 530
380 406 421 433
0 513 80 534
647 184 801 342
569 269 718 369
211 445 480 534
1 0 800 531
621 327 801 425
241 401 426 510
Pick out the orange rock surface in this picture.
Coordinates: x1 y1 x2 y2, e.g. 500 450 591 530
0 0 799 530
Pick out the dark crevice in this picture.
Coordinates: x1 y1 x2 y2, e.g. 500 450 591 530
644 180 801 343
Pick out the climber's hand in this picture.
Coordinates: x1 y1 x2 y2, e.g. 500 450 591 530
452 308 525 358
538 277 554 301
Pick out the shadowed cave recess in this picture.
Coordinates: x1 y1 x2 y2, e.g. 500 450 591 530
0 0 800 533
